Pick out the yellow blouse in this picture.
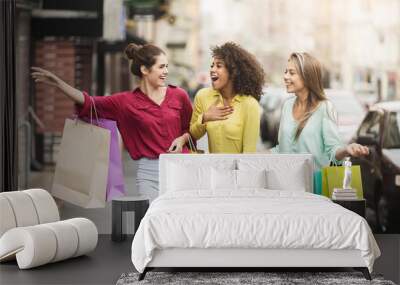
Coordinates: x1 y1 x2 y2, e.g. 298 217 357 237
190 87 260 153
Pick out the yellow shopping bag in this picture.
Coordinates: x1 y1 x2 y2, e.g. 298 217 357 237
321 165 364 199
321 167 330 197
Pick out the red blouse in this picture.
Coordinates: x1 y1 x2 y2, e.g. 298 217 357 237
76 85 193 160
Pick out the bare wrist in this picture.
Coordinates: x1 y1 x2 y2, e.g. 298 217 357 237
335 147 347 161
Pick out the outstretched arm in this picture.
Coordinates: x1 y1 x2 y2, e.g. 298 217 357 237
31 67 84 105
31 66 121 120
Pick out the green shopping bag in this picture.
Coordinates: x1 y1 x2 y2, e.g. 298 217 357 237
322 165 364 199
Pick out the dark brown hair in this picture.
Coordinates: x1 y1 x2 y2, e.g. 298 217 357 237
211 42 265 101
289 52 329 140
124 43 165 78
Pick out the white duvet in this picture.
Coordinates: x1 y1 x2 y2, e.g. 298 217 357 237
131 190 380 273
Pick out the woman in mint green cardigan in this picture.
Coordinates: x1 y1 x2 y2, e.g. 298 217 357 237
270 52 369 192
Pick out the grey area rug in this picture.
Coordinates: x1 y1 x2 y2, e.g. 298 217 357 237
116 272 396 285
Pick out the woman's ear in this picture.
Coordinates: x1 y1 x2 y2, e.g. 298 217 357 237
140 65 148 76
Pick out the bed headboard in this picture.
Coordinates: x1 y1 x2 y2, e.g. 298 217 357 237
159 154 314 195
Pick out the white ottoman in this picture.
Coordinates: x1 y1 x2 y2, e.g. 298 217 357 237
0 189 98 269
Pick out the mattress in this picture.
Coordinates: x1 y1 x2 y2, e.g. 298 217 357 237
131 190 380 273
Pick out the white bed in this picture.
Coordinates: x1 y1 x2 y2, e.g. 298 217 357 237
131 154 380 280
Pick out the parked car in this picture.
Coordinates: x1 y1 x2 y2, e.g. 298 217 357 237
259 88 365 145
351 101 400 233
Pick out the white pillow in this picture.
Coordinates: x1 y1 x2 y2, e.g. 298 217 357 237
211 168 237 190
237 157 310 192
266 164 306 191
236 169 267 189
167 162 211 191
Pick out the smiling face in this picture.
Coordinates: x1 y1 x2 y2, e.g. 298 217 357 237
142 53 168 87
284 59 307 94
210 57 231 92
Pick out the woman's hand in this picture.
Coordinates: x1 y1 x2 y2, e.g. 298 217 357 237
31 66 85 105
335 143 370 161
167 134 187 153
346 143 370 157
203 100 234 123
31 67 61 87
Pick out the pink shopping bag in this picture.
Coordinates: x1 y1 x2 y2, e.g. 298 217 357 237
81 116 126 201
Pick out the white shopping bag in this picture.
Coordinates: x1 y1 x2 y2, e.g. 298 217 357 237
52 118 111 208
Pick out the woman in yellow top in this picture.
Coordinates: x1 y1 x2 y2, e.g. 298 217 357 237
190 42 265 153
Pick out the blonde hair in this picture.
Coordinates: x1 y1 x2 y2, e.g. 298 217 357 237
289 52 328 139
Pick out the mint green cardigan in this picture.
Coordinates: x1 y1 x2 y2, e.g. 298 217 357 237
270 97 344 170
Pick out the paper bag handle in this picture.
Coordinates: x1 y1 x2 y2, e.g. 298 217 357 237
187 135 198 153
89 97 100 125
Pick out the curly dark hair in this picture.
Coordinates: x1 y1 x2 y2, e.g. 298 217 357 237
211 42 265 101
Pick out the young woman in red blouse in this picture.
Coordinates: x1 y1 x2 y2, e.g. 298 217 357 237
31 43 193 200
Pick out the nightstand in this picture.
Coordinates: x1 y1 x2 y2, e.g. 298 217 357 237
332 199 366 218
112 195 149 242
